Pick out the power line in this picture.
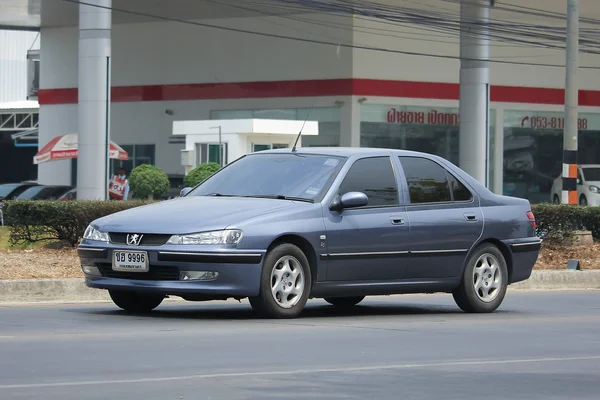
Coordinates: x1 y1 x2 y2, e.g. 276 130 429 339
59 0 600 70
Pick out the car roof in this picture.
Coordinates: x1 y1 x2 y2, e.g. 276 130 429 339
258 147 432 158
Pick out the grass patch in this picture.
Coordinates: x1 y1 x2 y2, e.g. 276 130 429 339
0 226 50 251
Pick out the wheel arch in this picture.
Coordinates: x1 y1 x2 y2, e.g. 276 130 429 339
266 234 319 283
464 238 514 283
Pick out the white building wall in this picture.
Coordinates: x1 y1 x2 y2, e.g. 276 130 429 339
0 30 40 102
352 14 600 90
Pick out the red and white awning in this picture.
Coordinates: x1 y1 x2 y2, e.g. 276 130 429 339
33 133 129 165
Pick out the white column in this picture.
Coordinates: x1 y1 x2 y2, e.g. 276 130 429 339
459 0 490 186
339 96 361 147
77 0 111 200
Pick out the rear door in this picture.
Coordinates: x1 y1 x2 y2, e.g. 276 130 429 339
397 156 484 279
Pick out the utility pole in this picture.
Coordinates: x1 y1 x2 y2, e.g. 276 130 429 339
562 0 579 204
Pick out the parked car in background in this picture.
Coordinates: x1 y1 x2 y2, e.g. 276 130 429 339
59 188 77 201
16 185 73 201
0 182 39 201
78 148 541 319
550 164 600 206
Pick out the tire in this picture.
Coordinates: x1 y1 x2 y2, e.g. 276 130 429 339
109 290 164 313
248 243 312 319
553 194 560 204
324 296 365 307
580 195 588 206
452 244 508 313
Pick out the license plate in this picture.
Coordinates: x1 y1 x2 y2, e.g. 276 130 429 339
112 250 149 272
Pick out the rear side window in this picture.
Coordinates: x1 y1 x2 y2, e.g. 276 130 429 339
338 157 399 207
398 156 472 204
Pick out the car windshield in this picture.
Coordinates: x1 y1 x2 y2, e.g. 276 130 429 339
582 167 600 182
16 186 50 200
0 184 19 199
189 152 346 201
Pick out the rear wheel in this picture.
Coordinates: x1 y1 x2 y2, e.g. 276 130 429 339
109 290 164 313
248 243 312 319
452 244 508 313
324 296 365 307
553 194 560 204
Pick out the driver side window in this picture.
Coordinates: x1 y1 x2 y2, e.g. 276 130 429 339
337 157 399 207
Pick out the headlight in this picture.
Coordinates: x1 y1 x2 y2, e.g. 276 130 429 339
166 229 243 245
83 225 110 242
590 185 599 194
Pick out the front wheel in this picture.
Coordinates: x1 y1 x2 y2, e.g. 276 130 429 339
248 243 312 318
452 244 508 313
580 195 588 206
109 290 164 313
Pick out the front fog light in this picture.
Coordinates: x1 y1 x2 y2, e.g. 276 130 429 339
179 271 219 281
82 265 102 276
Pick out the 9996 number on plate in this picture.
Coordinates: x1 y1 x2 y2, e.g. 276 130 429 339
112 251 149 272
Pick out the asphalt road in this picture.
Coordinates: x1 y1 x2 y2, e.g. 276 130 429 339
1 291 600 399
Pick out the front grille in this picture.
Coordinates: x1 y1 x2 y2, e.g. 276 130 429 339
96 263 180 281
108 233 171 246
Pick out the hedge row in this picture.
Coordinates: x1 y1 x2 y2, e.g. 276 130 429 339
2 200 599 248
532 203 600 243
2 200 154 247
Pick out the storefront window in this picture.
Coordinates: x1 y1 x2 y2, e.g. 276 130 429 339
211 107 341 147
503 111 600 204
110 144 156 175
360 104 496 188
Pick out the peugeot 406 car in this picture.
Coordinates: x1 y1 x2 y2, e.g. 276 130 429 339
78 148 541 318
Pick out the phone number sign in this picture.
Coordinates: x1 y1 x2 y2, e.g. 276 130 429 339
520 115 589 130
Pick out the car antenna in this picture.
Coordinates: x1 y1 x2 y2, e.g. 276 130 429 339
292 105 313 152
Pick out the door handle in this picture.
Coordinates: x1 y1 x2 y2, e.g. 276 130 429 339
464 213 478 222
390 217 405 225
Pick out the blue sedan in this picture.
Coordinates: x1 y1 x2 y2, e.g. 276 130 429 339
78 148 541 318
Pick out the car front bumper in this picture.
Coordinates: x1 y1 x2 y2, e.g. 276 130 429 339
78 242 266 299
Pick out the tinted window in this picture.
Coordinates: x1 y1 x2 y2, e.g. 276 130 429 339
447 172 473 201
399 157 452 204
0 184 19 199
338 157 398 207
582 167 600 182
189 153 345 200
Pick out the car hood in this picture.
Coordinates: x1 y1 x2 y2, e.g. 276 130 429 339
585 180 600 188
93 196 301 234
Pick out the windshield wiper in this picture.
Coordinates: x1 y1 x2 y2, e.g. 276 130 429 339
244 194 314 203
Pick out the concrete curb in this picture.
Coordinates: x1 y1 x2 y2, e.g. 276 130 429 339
0 271 599 304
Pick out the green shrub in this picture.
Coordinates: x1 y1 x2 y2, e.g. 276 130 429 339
3 200 153 247
184 162 221 188
531 203 600 243
129 164 170 200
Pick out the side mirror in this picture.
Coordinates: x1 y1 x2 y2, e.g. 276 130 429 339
330 191 369 212
180 187 193 197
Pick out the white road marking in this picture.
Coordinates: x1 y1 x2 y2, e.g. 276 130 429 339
2 355 600 390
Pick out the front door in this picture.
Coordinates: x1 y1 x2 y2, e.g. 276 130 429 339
323 156 410 281
397 156 484 279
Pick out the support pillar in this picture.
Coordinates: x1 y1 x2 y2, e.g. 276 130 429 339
562 0 579 204
459 0 491 186
339 96 361 147
77 0 111 200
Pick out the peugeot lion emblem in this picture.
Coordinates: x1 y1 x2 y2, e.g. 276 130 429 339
126 234 143 246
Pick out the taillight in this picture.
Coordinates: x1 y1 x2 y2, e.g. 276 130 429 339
526 211 536 229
